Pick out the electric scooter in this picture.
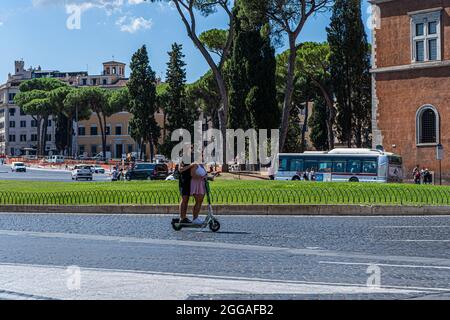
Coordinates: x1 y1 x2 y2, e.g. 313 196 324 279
171 179 221 232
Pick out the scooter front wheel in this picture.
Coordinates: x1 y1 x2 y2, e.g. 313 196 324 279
209 220 221 233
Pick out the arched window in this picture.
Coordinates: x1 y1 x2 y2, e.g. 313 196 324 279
416 105 440 145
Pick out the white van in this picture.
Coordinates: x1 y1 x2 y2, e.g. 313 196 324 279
48 155 65 164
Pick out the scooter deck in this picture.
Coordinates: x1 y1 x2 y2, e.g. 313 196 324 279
172 219 208 228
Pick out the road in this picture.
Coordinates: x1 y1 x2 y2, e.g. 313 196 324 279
0 164 111 182
0 214 448 300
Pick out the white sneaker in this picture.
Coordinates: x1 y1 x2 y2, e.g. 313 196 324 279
192 217 204 225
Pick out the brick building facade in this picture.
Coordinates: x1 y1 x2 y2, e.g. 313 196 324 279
371 0 450 180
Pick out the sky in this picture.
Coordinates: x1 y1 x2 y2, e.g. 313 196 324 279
0 0 372 84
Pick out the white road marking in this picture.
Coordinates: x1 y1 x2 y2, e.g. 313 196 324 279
0 263 435 300
374 226 450 229
0 229 449 266
319 261 450 270
385 240 450 242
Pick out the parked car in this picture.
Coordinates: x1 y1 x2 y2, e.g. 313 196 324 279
47 155 65 163
71 165 93 181
125 163 169 181
76 154 90 161
93 166 105 174
93 152 112 161
11 162 26 173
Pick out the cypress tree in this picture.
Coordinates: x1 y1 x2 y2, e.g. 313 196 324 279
327 0 371 147
160 43 199 157
127 45 160 161
227 1 279 130
308 96 330 151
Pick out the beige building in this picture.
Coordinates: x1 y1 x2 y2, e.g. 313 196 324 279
75 61 165 159
77 110 165 159
0 59 165 159
0 60 88 156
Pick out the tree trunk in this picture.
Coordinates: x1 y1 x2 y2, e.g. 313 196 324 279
34 116 41 157
96 113 106 160
163 112 167 141
67 117 73 157
174 1 229 170
149 134 155 163
139 139 144 160
41 116 49 156
279 35 298 152
355 119 362 148
312 79 335 150
300 105 309 153
103 114 108 159
346 57 353 148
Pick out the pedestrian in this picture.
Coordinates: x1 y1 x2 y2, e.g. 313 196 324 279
424 168 432 184
413 165 421 184
304 169 310 181
308 169 315 181
179 161 195 224
268 165 275 180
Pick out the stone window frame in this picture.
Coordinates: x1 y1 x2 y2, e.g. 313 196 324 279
410 9 442 63
90 124 98 136
115 124 123 136
416 104 440 147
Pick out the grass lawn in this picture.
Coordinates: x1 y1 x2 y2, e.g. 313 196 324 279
0 180 449 206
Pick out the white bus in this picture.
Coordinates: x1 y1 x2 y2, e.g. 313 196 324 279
273 149 403 183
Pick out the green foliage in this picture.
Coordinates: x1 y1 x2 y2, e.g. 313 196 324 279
277 43 333 151
127 45 160 160
227 2 280 130
64 87 115 158
14 78 69 155
109 87 131 112
199 29 228 57
160 43 200 157
327 0 372 147
308 96 330 150
1 180 449 206
187 70 221 129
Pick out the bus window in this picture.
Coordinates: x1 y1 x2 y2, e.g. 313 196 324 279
305 160 319 172
333 161 346 173
362 160 377 174
290 159 303 172
347 160 361 174
318 161 332 173
279 158 288 171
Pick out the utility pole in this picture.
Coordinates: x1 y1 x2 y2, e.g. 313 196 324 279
436 144 443 185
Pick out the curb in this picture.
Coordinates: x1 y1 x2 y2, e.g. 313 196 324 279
0 205 449 216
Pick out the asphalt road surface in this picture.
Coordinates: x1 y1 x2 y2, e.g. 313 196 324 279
0 164 111 182
0 214 448 300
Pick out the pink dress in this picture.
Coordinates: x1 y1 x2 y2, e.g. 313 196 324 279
190 166 206 196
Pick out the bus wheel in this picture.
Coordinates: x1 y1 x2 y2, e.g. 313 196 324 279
349 177 359 183
292 176 301 181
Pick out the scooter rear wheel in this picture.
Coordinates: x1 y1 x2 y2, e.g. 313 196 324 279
172 223 182 231
209 220 220 233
